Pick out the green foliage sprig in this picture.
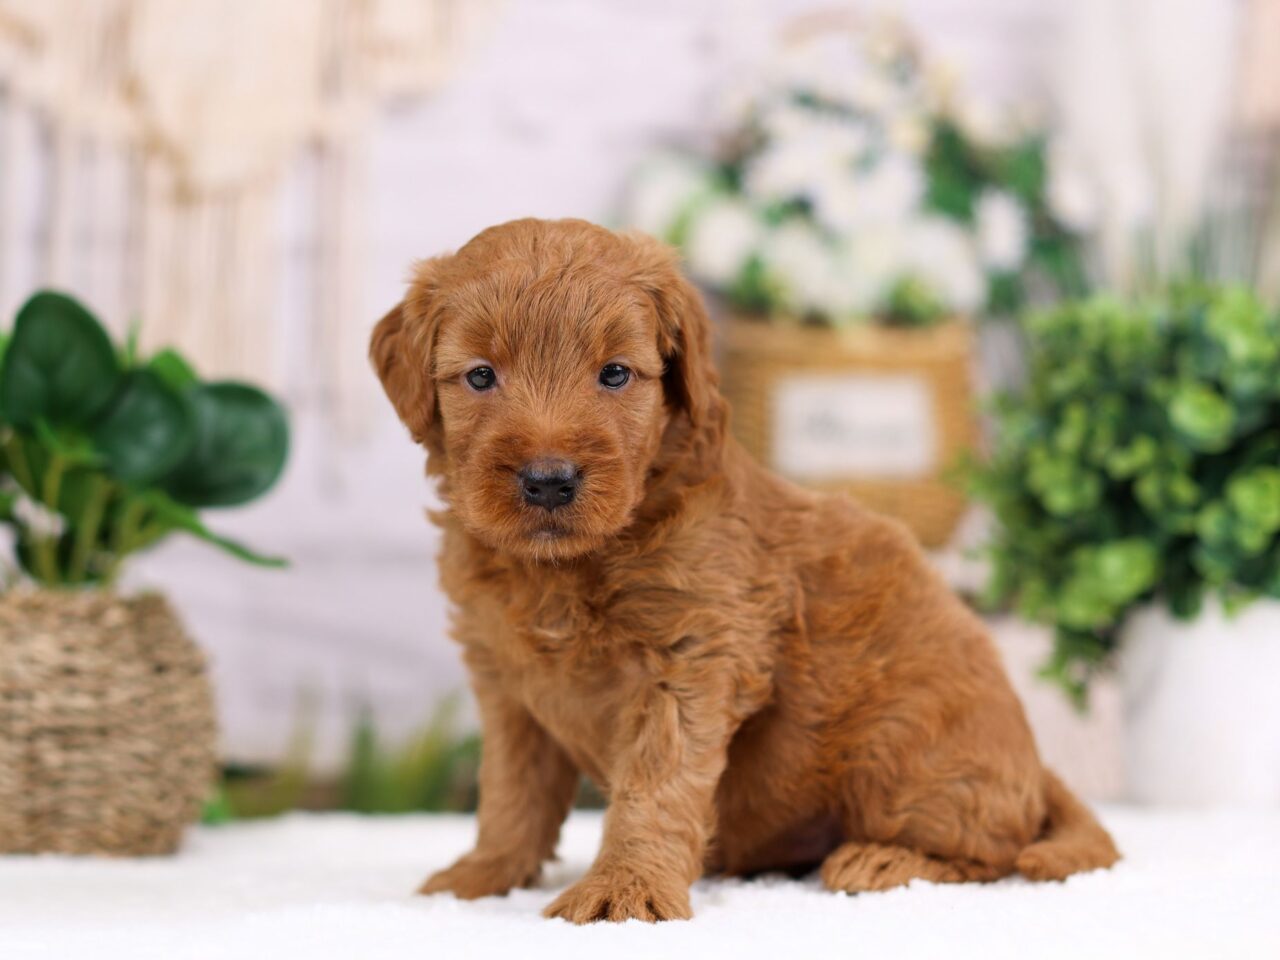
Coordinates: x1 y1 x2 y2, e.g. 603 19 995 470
971 284 1280 705
923 118 1090 316
0 290 290 587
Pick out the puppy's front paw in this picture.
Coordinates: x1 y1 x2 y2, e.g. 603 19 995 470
543 869 692 924
418 851 539 900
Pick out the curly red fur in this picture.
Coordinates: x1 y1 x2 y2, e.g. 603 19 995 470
371 218 1119 924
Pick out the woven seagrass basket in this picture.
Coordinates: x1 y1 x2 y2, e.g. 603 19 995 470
718 316 976 548
0 590 217 855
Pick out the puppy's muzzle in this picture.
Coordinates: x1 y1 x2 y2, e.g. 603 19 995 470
518 458 581 511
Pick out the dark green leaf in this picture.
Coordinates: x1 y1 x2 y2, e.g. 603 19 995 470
883 275 947 328
998 139 1047 204
1169 383 1234 451
123 317 141 367
34 420 102 467
1226 467 1280 534
0 291 120 426
142 491 287 567
90 370 196 485
164 382 289 507
148 348 199 393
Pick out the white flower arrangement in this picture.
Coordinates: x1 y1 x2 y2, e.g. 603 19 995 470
975 190 1031 272
684 196 763 286
623 14 1089 327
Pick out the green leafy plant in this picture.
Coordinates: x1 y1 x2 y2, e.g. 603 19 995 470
971 285 1280 705
204 698 482 821
0 290 289 586
342 700 481 814
202 695 609 822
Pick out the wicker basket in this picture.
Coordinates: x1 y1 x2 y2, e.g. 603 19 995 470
0 590 217 855
718 316 976 547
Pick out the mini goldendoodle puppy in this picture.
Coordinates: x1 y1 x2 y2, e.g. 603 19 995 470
371 218 1119 924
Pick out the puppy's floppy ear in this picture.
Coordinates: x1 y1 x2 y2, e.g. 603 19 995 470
627 232 723 430
369 258 445 446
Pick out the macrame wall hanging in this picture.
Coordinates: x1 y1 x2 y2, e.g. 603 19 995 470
0 0 498 431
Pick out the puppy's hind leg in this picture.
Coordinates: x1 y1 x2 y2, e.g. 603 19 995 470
820 842 1006 894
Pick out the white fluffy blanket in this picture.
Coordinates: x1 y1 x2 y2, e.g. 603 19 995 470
2 809 1277 959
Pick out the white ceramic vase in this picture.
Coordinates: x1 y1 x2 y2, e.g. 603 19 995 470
1121 598 1280 807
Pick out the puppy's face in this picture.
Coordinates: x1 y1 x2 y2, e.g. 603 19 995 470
430 269 669 561
371 219 718 561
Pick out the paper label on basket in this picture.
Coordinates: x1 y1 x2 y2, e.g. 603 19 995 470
771 374 936 478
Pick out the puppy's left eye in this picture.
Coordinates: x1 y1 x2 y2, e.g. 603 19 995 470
599 364 631 389
465 366 497 391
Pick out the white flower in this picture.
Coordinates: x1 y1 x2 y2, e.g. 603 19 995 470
809 171 860 235
743 115 868 206
811 150 924 235
903 216 985 313
975 190 1030 270
1045 143 1102 233
820 269 873 322
826 217 983 317
953 96 996 145
770 39 868 113
743 140 821 205
623 154 711 240
923 60 962 113
952 94 1022 149
13 493 65 540
862 153 926 225
887 112 929 154
761 221 836 316
863 12 913 67
756 99 816 141
828 224 913 317
684 197 763 286
756 101 802 141
847 71 896 116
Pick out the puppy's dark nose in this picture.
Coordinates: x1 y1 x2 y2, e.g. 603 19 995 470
518 459 581 510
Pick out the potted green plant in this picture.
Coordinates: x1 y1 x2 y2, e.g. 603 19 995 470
971 285 1280 805
0 290 289 854
621 11 1087 546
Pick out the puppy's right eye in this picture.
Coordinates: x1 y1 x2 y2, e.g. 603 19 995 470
465 367 497 391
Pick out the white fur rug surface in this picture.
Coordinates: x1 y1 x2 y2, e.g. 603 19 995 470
2 808 1277 959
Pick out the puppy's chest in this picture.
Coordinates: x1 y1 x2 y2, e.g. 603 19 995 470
466 572 655 774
